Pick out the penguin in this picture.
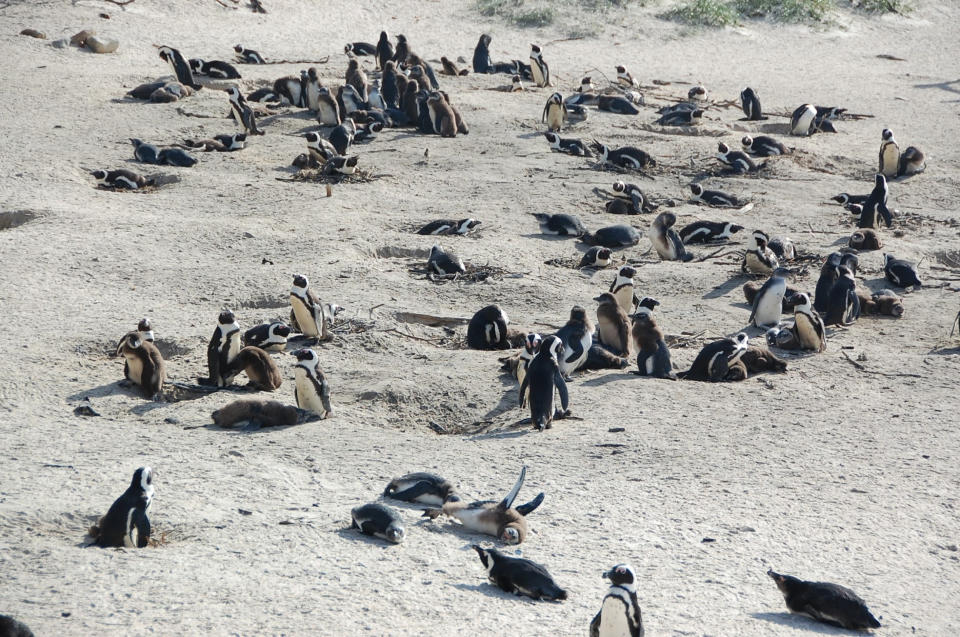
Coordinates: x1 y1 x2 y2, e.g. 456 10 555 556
768 236 796 262
417 218 481 235
472 33 496 74
345 58 369 102
849 229 882 251
580 246 612 268
656 109 703 126
91 169 149 190
648 212 692 262
302 67 321 112
344 41 377 56
157 148 198 167
544 132 591 157
0 616 33 637
878 128 900 178
657 101 697 116
428 244 466 276
233 44 265 64
742 135 786 157
225 86 264 136
158 45 201 90
206 310 242 387
328 119 355 155
823 266 860 326
375 31 394 71
350 503 405 544
816 106 846 121
566 91 598 106
749 268 790 329
790 103 817 136
598 95 640 115
225 346 282 391
189 58 241 79
339 84 366 116
440 56 468 76
612 181 656 214
605 199 640 215
467 305 511 350
589 564 644 637
379 62 401 109
305 131 338 161
409 53 441 90
511 74 524 92
130 138 160 164
313 86 341 127
679 221 744 244
590 142 655 170
529 44 550 87
831 192 869 206
366 80 386 111
740 87 764 121
246 86 280 103
211 399 302 428
136 318 154 342
90 467 154 548
689 183 742 208
532 212 586 237
423 467 545 541
292 348 332 417
384 472 460 505
594 292 630 356
441 91 469 135
183 132 246 152
327 152 361 177
716 142 758 173
688 85 707 101
767 570 880 631
542 92 567 132
290 274 332 341
860 174 893 229
609 265 640 315
860 289 905 317
116 331 165 399
788 293 826 352
744 281 804 313
516 332 542 399
680 332 749 382
518 335 570 431
426 91 458 137
579 76 597 93
616 65 637 88
840 252 859 277
472 545 567 601
883 253 922 288
742 230 779 275
582 225 641 249
632 297 675 380
555 306 594 380
898 146 926 176
813 253 842 314
273 75 303 107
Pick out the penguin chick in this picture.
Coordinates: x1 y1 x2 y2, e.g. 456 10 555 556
211 399 302 428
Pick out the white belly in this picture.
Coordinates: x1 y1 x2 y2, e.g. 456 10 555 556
449 507 500 536
318 102 339 126
599 596 633 637
531 61 545 86
295 369 326 414
125 354 144 386
291 296 319 337
598 320 623 351
612 286 634 314
754 289 784 328
561 333 592 373
795 313 821 349
306 84 320 111
792 109 814 135
880 143 899 177
547 107 563 131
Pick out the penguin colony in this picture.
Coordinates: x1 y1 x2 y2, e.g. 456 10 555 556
45 18 948 636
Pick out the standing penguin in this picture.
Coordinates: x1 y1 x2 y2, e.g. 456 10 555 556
375 31 394 71
878 128 900 178
740 87 764 121
608 265 640 315
790 104 817 136
860 174 893 229
632 297 675 380
594 293 630 357
207 310 241 387
529 44 550 87
883 253 922 288
813 253 842 314
749 268 790 329
116 332 166 399
767 570 880 631
345 58 369 102
225 86 264 136
589 563 644 637
467 305 511 350
555 306 594 380
519 335 570 431
472 545 567 601
89 467 154 548
292 348 332 418
542 92 567 132
290 274 332 341
823 266 860 326
743 230 779 275
516 333 542 403
158 45 201 90
648 212 693 262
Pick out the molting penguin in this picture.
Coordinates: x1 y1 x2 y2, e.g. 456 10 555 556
632 297 674 380
290 274 333 341
789 292 826 352
742 135 786 157
519 335 570 431
555 306 594 380
532 213 586 237
717 142 758 173
136 318 155 343
582 225 641 248
680 333 749 382
224 346 282 391
580 246 612 269
679 220 743 244
883 253 922 288
428 244 466 276
689 183 742 208
544 132 591 157
90 467 154 548
648 212 692 262
211 399 302 428
473 545 567 601
384 472 460 505
589 563 644 637
423 466 545 542
749 268 790 329
595 292 630 356
878 128 900 178
767 570 880 631
242 321 290 351
350 503 405 544
740 87 765 121
608 265 640 315
206 310 241 387
292 348 332 417
529 44 550 87
790 103 817 136
743 230 779 275
116 331 165 399
542 92 567 132
467 305 511 350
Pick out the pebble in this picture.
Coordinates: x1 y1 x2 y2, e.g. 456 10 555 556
69 29 95 47
20 28 46 39
86 35 118 54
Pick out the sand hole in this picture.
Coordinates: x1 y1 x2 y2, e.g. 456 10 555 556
238 295 287 310
0 209 39 230
375 245 431 259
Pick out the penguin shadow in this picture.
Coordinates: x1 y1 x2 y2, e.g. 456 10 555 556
334 526 399 548
451 582 538 602
703 275 749 300
750 612 866 634
520 233 580 242
515 130 547 140
579 371 637 388
913 78 960 97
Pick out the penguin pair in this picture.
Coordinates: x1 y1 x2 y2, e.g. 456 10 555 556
130 139 198 167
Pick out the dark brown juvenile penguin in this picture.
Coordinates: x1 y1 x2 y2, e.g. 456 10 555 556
426 92 457 137
739 346 787 373
225 346 282 390
440 56 469 76
211 399 299 427
402 82 420 124
595 292 630 356
116 332 166 399
441 91 469 134
849 229 882 251
631 297 675 380
345 58 369 101
767 570 881 631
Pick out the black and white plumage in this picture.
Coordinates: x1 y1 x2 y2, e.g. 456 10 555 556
350 503 405 543
749 268 790 329
823 266 860 326
189 58 241 80
184 133 247 152
292 348 332 417
554 305 594 381
520 334 570 431
467 305 511 350
428 245 465 275
304 131 338 162
740 87 765 121
591 142 655 170
743 230 779 275
612 181 656 214
631 297 674 380
234 45 265 64
580 246 612 268
91 467 154 548
648 212 692 262
417 218 481 236
878 128 900 178
680 332 749 382
689 183 742 208
130 138 160 163
831 192 869 206
316 86 342 126
242 322 290 352
656 108 702 126
91 169 149 190
532 212 586 237
383 472 460 506
790 103 817 136
860 174 893 229
768 570 880 631
609 265 640 315
157 148 197 167
328 120 356 156
742 135 786 157
206 310 241 387
582 225 641 248
324 155 359 176
544 132 591 156
717 142 758 173
616 65 637 88
344 41 377 56
813 253 842 314
289 274 335 341
473 545 567 601
598 95 640 115
158 45 201 90
679 221 744 244
529 43 550 87
246 87 280 103
883 253 922 288
225 86 264 136
589 564 644 637
542 92 567 132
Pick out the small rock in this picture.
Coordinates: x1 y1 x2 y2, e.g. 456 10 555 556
702 537 716 543
69 29 95 47
99 12 110 19
608 427 626 433
20 28 46 39
164 417 179 424
242 231 254 239
51 38 69 49
86 35 118 54
238 509 252 516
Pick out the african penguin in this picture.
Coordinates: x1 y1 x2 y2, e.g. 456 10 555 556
224 346 282 391
290 274 333 341
589 563 644 637
742 230 779 275
581 225 641 248
717 142 758 173
648 212 692 262
609 265 640 315
555 306 594 380
116 331 166 399
292 348 332 417
383 472 461 506
189 58 241 79
595 292 630 357
580 246 612 269
158 45 201 90
472 545 567 601
529 44 550 87
740 87 764 121
898 146 926 176
90 467 154 548
742 135 786 157
789 292 826 352
467 305 511 350
233 45 265 64
428 245 466 276
878 128 900 178
532 213 586 237
542 92 567 132
350 503 405 543
790 103 817 136
680 333 749 382
242 322 290 352
91 169 150 190
206 310 241 387
519 335 570 431
689 183 742 208
544 132 591 157
417 218 481 235
749 268 790 329
678 221 743 244
883 253 922 288
822 266 860 326
225 86 264 136
632 297 675 380
767 570 880 631
590 143 654 170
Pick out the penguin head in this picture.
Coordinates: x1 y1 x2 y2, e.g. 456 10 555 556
767 569 801 596
691 110 704 119
618 265 637 279
472 545 493 571
831 193 850 205
689 183 703 197
130 466 155 500
90 169 108 182
740 87 756 100
874 173 887 188
224 86 241 100
501 525 521 544
837 265 855 282
137 318 152 332
741 136 753 149
429 245 444 259
158 47 172 63
539 335 563 360
188 59 203 73
292 274 309 290
726 223 745 235
396 34 407 43
689 85 707 100
530 43 542 56
292 348 319 367
882 253 894 267
731 332 749 350
594 292 618 307
308 67 319 81
751 230 769 250
603 564 637 588
511 74 521 84
270 322 291 338
655 211 677 229
840 253 859 276
233 44 243 53
788 292 812 311
717 142 730 154
569 305 588 323
637 297 660 313
217 310 237 326
882 128 895 141
596 248 612 263
524 333 542 354
386 523 405 544
457 219 481 233
612 181 626 193
115 331 141 356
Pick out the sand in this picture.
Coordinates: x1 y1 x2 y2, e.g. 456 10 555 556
0 0 959 634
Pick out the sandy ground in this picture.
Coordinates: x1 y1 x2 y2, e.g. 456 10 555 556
1 0 959 635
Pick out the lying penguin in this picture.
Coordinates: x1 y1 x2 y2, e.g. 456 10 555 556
422 466 543 544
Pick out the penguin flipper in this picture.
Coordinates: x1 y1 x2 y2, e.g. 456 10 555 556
878 201 893 227
133 510 151 548
518 376 529 408
514 492 544 516
387 482 436 502
499 466 526 510
589 611 601 637
554 371 569 412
